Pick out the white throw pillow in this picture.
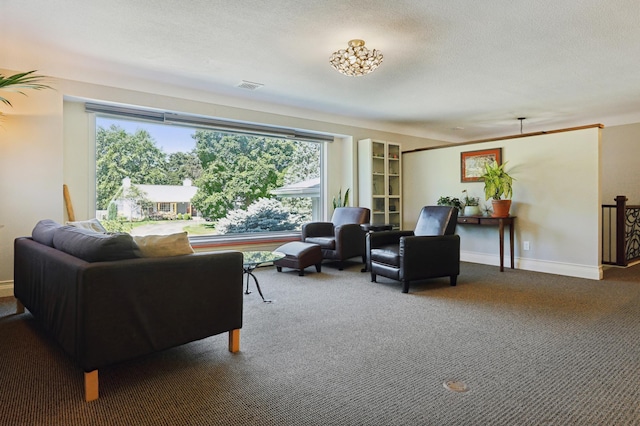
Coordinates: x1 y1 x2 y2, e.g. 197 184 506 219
66 218 107 233
132 232 195 257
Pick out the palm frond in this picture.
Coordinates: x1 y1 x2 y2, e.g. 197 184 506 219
0 70 53 107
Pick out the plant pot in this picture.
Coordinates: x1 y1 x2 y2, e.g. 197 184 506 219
463 205 481 216
491 199 512 217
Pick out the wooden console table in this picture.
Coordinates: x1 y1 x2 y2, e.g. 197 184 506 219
457 216 516 272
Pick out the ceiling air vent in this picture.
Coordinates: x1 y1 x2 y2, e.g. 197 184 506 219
237 80 264 91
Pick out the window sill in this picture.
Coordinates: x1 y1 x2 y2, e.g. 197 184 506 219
190 231 301 250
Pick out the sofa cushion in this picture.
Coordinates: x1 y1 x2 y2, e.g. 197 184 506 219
370 244 401 267
53 226 140 262
32 219 63 247
132 232 194 257
66 218 107 233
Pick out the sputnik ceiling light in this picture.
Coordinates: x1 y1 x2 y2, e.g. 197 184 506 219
329 39 383 77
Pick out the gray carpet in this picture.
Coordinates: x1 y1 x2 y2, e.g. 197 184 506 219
1 261 639 425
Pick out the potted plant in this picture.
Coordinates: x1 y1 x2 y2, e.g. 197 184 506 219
461 190 480 216
481 161 514 217
332 188 350 209
437 196 463 213
1 70 52 108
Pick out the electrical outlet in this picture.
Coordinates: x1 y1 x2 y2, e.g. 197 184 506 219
523 241 530 251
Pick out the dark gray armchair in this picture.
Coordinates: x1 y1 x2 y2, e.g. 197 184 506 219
367 206 460 293
301 207 371 270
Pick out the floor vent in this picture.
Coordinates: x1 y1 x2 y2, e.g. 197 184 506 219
443 380 469 393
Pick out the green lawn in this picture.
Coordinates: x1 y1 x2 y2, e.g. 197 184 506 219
102 219 218 235
182 223 218 235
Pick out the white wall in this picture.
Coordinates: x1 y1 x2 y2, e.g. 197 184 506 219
403 127 602 279
0 74 63 295
63 101 95 220
0 70 445 286
3 67 633 288
58 78 446 222
601 122 640 205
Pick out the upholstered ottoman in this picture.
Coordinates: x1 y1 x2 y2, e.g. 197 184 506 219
274 241 322 276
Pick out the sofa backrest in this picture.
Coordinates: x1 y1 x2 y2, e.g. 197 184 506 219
32 219 62 247
52 225 140 262
31 219 200 262
414 206 458 236
331 207 371 227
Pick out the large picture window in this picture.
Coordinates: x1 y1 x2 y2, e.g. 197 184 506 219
95 113 323 238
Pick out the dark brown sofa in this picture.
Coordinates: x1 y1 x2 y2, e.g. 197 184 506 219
13 221 243 401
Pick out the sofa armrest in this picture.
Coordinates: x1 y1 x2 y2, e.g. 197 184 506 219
367 230 415 248
14 237 87 357
333 223 367 259
399 235 460 281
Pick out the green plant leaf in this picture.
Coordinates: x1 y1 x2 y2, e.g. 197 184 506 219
0 70 53 107
332 188 350 209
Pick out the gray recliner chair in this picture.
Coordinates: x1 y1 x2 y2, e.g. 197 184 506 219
367 206 460 293
301 207 371 270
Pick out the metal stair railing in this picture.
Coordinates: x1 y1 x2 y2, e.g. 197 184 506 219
602 195 640 266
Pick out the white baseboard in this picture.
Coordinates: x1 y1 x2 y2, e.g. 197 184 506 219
0 280 14 298
460 251 603 280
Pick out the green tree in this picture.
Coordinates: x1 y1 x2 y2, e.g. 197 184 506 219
282 141 320 185
107 202 118 220
191 131 297 220
190 162 233 220
166 151 203 185
120 185 151 221
96 125 169 209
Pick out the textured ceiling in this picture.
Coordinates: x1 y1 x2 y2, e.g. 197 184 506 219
2 0 640 141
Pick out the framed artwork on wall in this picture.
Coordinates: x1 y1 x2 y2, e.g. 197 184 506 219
461 148 502 182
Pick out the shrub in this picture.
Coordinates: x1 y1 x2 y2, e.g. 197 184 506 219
107 202 118 221
148 211 177 221
216 198 300 234
101 219 133 233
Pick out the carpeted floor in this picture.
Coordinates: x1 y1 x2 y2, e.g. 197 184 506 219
1 261 639 425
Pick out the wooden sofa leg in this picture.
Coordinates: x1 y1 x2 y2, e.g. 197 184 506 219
450 275 458 286
228 329 240 353
16 299 25 314
402 281 410 294
84 370 99 402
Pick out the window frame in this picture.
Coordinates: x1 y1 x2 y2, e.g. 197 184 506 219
91 104 327 244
